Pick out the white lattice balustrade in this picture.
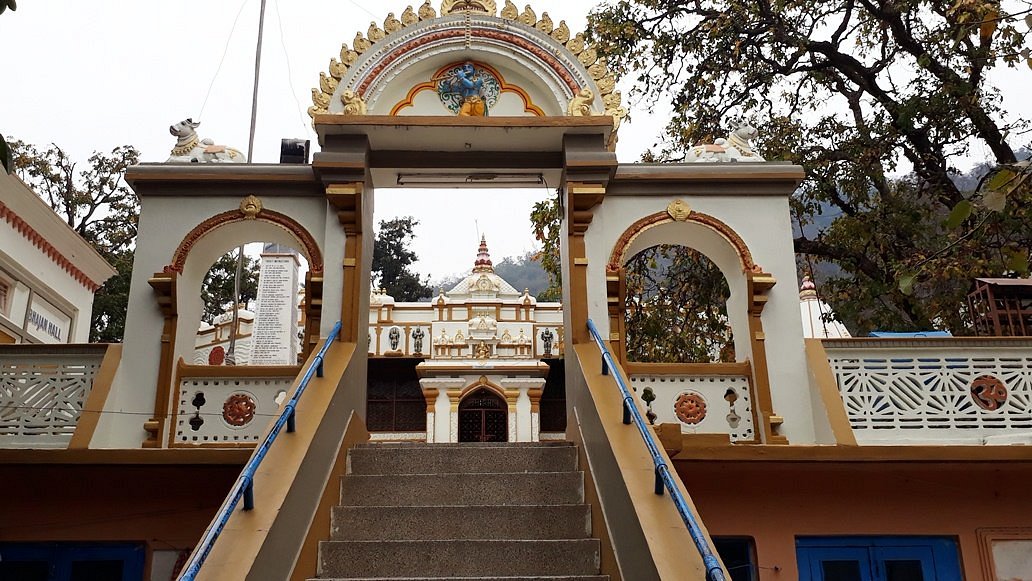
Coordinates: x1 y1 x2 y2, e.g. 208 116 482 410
824 338 1032 444
629 370 756 443
0 345 107 448
174 372 297 446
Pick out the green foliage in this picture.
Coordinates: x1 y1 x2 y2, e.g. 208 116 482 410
530 191 562 301
624 245 734 363
373 217 433 301
10 140 140 255
90 249 133 343
200 251 260 322
589 0 1032 334
0 0 16 16
10 139 141 341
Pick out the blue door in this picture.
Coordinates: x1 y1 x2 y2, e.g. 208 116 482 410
797 537 961 581
0 543 145 581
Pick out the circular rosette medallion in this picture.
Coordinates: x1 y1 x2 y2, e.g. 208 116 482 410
208 346 225 366
223 393 257 427
970 375 1008 411
674 391 707 425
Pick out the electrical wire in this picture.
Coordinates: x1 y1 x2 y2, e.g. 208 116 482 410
272 0 312 135
198 0 253 120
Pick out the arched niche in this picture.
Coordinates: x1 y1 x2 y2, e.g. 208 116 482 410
167 212 324 370
610 214 756 364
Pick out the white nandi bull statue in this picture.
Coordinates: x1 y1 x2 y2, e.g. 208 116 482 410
167 119 246 163
684 124 765 162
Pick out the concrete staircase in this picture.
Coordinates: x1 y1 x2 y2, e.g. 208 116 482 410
314 441 608 581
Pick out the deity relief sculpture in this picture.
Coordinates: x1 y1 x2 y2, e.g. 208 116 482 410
541 327 554 356
567 88 596 116
388 326 401 351
412 327 426 354
167 119 245 163
476 341 491 359
437 62 500 116
684 124 765 162
341 90 368 116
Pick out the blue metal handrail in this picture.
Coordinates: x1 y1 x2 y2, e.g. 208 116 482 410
586 319 726 581
178 321 342 581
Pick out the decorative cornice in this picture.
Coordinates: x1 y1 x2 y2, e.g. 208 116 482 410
0 200 102 291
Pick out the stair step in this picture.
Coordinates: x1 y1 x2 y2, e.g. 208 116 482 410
349 444 578 475
314 577 609 581
331 504 591 541
340 472 584 506
354 441 575 448
317 540 601 578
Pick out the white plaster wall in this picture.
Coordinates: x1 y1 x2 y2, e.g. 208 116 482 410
0 232 94 343
585 193 817 444
94 194 332 448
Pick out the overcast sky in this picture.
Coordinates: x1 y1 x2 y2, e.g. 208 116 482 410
2 1 1028 281
1 0 668 282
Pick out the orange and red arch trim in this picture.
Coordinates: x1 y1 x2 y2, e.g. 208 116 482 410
390 61 545 116
608 210 758 273
166 209 324 275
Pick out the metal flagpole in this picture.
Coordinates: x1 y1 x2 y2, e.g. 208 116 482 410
227 0 268 365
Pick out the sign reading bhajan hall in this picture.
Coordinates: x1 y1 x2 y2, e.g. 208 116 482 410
251 253 300 365
25 294 72 344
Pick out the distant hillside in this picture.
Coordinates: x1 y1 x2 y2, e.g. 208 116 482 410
432 251 550 298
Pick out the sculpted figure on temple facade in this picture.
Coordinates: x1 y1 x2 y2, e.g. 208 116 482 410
341 90 368 116
440 62 487 116
475 341 491 359
388 326 401 351
412 327 426 354
541 327 554 356
167 119 245 163
567 88 596 116
685 123 765 162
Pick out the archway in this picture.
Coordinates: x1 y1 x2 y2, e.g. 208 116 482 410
458 387 508 442
172 212 323 369
623 244 734 363
608 211 756 364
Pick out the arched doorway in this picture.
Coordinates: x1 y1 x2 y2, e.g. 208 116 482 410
458 388 508 442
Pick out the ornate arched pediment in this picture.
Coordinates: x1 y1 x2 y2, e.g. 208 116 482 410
308 2 626 146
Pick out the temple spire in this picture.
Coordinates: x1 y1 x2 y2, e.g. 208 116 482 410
472 235 494 273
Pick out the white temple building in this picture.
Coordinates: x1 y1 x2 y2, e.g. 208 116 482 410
367 236 563 443
798 275 851 339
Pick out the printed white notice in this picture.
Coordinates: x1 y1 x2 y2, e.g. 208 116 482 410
251 254 300 365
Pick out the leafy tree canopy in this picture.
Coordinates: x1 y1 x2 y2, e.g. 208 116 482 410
531 194 563 301
373 217 433 301
588 0 1032 334
625 245 734 363
200 251 260 323
10 140 140 342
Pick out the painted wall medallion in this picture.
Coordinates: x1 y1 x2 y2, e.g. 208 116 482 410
674 391 707 425
970 374 1008 411
437 62 500 116
223 393 257 427
208 345 225 366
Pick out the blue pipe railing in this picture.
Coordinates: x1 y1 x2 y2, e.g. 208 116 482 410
178 321 342 581
586 319 726 581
